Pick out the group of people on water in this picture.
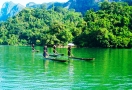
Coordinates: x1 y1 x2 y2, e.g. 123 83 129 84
31 44 72 58
43 45 72 58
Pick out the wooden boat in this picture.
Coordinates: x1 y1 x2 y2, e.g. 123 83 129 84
69 57 95 61
44 58 68 62
49 53 64 57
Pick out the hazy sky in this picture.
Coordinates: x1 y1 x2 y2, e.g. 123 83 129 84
0 0 68 8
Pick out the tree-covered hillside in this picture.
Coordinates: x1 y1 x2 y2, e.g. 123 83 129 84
0 7 84 46
0 1 132 48
74 1 132 48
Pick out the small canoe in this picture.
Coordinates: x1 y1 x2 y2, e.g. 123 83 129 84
69 57 95 61
44 58 68 62
49 53 64 57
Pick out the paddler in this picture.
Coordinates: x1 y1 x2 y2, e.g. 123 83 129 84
43 45 49 58
53 45 57 54
68 45 72 57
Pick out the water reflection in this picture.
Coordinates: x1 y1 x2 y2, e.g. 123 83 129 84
43 60 49 72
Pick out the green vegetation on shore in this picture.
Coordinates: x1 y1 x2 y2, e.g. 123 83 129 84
0 1 132 48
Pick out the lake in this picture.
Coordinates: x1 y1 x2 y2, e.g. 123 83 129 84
0 45 132 89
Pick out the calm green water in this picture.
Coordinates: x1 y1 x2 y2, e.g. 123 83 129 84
0 45 132 89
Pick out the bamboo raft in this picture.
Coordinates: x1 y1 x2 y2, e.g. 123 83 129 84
69 57 95 61
49 53 64 57
44 58 68 62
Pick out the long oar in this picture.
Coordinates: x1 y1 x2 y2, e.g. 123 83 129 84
55 49 64 56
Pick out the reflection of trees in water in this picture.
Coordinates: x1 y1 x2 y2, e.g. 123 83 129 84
43 60 49 73
43 59 69 76
68 60 74 83
32 52 35 63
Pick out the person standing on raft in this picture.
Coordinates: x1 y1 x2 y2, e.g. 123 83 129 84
68 45 72 57
53 45 57 54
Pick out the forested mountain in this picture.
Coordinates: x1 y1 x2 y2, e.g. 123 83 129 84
0 2 132 48
64 0 132 13
76 2 132 48
63 0 101 14
0 7 83 46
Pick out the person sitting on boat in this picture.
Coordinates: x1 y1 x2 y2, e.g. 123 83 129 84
53 45 57 54
68 45 72 57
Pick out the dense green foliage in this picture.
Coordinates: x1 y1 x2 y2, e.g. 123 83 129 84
74 1 132 48
0 2 132 48
0 7 84 46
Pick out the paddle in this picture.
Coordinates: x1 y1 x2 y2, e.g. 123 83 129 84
53 48 64 56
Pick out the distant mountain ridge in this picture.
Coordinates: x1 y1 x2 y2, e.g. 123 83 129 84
26 2 41 8
0 0 132 21
0 1 24 21
0 1 65 21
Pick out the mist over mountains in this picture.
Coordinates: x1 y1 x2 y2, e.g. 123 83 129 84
0 0 131 21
